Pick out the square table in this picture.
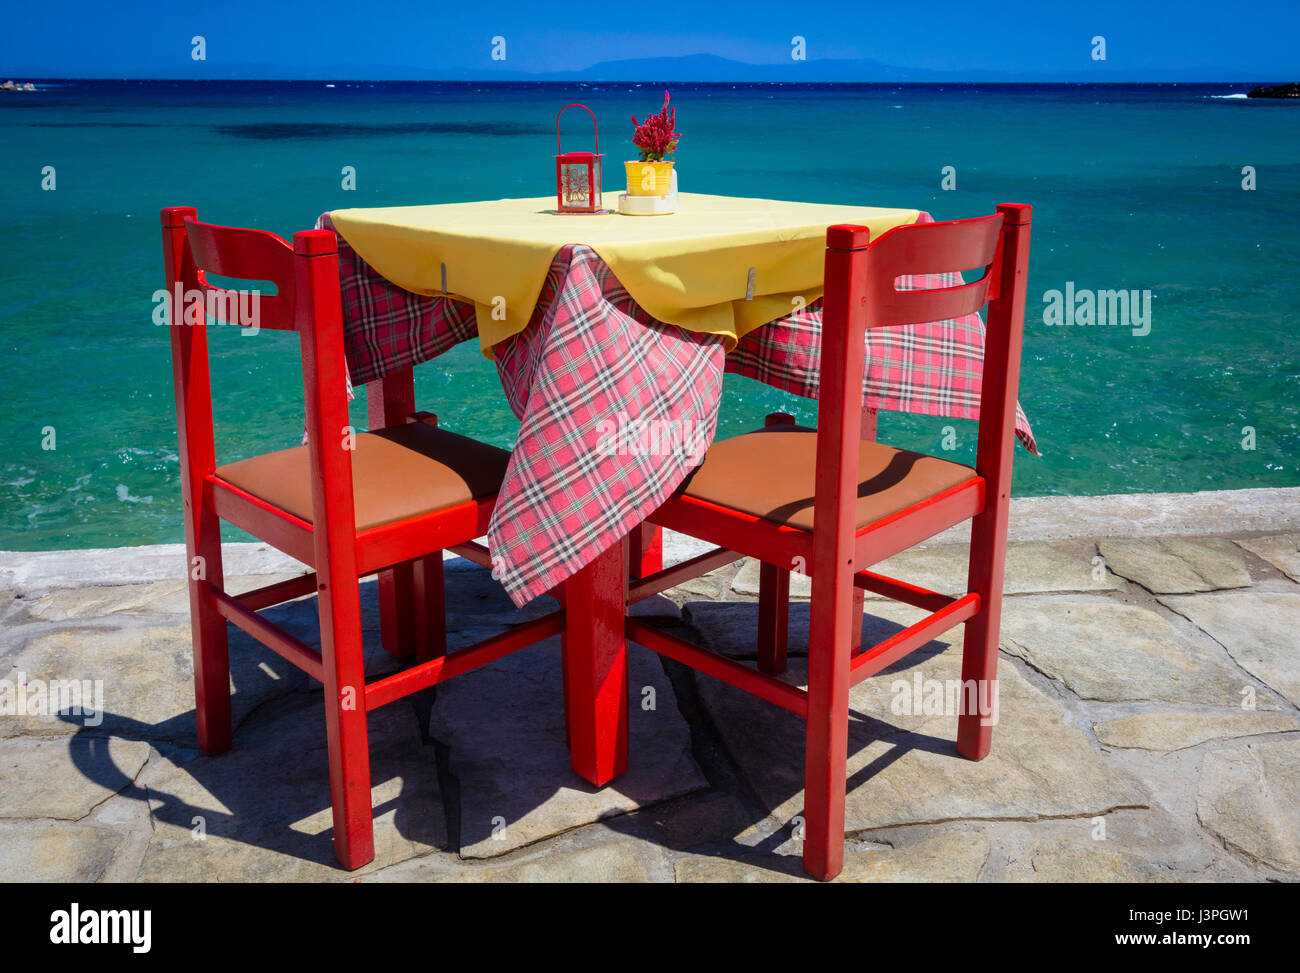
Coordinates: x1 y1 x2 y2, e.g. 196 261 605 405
320 193 1038 785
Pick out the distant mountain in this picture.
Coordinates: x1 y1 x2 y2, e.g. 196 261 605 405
535 53 974 82
530 53 1255 84
21 52 1262 84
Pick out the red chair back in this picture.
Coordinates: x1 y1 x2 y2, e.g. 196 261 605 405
814 204 1032 575
159 206 356 557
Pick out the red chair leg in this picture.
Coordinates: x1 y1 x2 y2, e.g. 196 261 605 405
860 407 878 442
849 587 865 655
564 538 629 786
318 570 375 870
957 506 1008 761
757 562 790 674
368 369 418 660
378 564 416 659
958 204 1030 760
189 506 231 755
412 553 446 665
758 411 797 674
802 566 854 882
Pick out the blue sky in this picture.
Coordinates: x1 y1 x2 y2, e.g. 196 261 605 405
2 0 1297 79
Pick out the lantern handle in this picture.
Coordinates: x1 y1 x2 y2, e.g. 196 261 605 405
556 103 599 156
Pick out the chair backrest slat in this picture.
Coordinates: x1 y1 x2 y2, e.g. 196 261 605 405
862 214 1004 329
181 217 298 331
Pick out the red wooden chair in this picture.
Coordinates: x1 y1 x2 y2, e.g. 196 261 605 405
630 204 1031 880
160 207 564 870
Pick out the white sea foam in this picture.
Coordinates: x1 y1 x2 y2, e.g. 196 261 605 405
115 484 153 505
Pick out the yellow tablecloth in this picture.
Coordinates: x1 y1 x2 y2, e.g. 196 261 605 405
329 194 920 353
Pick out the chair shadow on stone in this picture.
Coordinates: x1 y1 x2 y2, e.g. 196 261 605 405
583 599 970 880
59 569 668 875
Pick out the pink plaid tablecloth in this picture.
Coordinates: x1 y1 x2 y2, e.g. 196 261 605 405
319 212 1037 607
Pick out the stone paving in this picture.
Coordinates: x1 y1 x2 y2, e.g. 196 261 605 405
1 499 1298 882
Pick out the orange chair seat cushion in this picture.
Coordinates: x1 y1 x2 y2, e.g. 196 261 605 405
215 424 510 531
677 427 977 532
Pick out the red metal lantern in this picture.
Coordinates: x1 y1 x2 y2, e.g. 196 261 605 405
554 104 606 214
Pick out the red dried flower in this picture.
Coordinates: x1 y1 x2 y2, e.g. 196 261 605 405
631 90 681 162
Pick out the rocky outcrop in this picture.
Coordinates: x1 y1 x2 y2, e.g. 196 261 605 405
1247 83 1300 99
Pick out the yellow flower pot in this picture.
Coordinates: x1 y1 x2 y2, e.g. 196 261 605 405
625 160 675 197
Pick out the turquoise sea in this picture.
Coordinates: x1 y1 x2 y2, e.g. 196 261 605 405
1 80 1297 551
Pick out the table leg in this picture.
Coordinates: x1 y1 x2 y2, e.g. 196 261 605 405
564 537 629 786
854 409 875 655
367 368 417 659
